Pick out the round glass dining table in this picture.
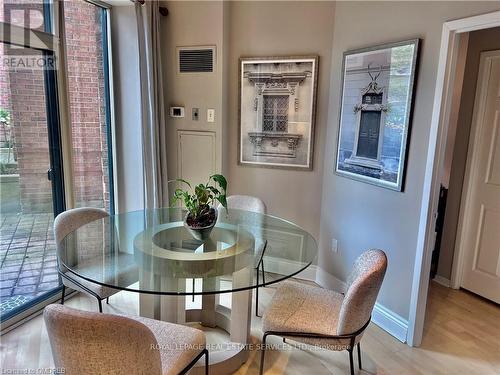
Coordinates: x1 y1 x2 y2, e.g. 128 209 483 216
58 207 317 374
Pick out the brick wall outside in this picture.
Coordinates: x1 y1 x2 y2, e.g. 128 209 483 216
0 0 110 213
65 0 110 211
0 0 53 212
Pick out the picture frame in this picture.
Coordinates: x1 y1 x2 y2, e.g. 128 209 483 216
335 39 420 191
238 56 319 170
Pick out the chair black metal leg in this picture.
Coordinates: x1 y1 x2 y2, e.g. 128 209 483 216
106 297 109 304
255 267 260 317
357 342 362 369
192 278 195 302
179 348 209 375
259 333 268 375
204 348 209 375
60 285 66 305
348 348 354 375
97 298 103 313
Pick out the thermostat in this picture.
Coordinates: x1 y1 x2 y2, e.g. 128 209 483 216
170 106 185 118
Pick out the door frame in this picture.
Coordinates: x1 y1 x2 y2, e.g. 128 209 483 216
408 11 500 346
56 0 117 213
0 3 67 329
0 0 117 331
451 50 500 290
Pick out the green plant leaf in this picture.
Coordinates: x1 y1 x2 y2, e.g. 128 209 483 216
216 194 227 210
195 184 209 205
175 178 192 189
206 186 220 195
210 174 227 192
171 174 228 222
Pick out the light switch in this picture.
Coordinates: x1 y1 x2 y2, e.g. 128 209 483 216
207 109 215 123
192 108 199 121
331 238 338 253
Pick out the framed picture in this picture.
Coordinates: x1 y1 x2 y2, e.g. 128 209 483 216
239 56 318 170
335 39 420 191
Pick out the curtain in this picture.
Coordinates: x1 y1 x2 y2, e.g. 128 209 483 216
135 1 168 210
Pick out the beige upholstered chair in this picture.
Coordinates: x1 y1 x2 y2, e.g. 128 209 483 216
225 195 266 215
260 249 387 375
44 304 208 375
54 207 137 312
219 195 268 316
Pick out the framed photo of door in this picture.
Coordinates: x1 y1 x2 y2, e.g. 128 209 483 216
335 39 420 191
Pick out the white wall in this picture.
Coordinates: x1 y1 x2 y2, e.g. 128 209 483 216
110 5 144 213
319 2 500 322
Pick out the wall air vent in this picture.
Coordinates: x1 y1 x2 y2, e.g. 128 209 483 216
178 46 215 73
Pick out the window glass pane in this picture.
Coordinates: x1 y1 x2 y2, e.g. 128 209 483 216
0 0 47 32
263 95 288 132
64 1 112 211
1 43 59 320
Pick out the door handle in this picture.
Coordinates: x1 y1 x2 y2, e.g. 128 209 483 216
47 168 54 181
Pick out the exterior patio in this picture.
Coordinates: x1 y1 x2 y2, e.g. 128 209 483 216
0 213 59 317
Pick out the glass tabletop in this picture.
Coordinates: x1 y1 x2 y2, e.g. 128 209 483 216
58 208 317 295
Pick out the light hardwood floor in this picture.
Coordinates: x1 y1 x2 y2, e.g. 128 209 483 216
1 280 499 374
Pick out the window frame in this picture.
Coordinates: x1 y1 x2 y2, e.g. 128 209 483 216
262 94 289 133
0 0 66 329
0 0 118 330
61 0 117 214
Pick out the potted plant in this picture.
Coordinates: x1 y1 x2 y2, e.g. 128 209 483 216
171 174 228 241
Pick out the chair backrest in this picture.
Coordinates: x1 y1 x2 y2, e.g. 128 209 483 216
54 207 109 244
220 195 267 257
336 249 387 335
54 207 109 272
224 195 266 214
44 304 162 375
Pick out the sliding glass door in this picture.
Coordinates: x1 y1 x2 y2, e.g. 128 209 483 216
0 1 65 321
0 0 115 324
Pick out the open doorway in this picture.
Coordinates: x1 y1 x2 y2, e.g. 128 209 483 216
424 51 500 362
431 27 500 302
409 11 500 347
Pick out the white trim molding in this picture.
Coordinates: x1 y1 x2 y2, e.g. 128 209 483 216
264 257 317 283
315 265 348 293
433 275 451 288
372 303 408 343
408 10 500 347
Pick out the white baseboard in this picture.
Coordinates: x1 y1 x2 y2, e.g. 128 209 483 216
372 302 408 343
264 256 317 282
315 265 347 293
433 275 451 287
314 267 408 343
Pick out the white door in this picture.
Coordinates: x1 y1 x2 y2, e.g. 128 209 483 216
177 130 216 187
460 50 500 303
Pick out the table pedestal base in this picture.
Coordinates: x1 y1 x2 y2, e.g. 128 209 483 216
139 270 253 375
186 307 250 375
